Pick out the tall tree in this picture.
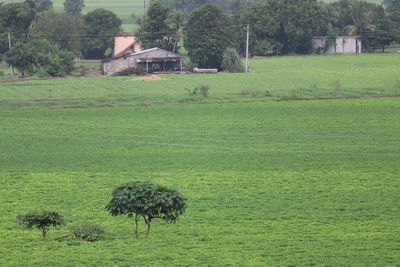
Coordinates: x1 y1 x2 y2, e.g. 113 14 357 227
384 0 400 33
0 0 36 56
34 0 53 13
30 10 84 55
63 0 85 17
236 0 327 55
83 9 122 59
184 3 235 69
136 1 181 52
327 0 394 51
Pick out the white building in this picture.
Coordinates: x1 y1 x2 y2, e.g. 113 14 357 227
312 36 362 54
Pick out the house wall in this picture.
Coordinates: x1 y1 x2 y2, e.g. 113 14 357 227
103 48 182 75
335 37 361 54
312 37 362 54
114 35 141 56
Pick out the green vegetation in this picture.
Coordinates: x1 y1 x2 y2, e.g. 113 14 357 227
106 181 186 237
71 221 105 241
1 54 399 109
0 54 399 265
17 211 65 238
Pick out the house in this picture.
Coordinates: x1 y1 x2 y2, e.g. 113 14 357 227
312 36 362 54
113 32 142 57
102 47 183 76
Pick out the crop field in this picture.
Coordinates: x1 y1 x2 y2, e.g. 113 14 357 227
0 54 399 266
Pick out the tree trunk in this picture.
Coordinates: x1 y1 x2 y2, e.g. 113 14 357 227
41 228 48 238
144 217 152 238
134 214 139 235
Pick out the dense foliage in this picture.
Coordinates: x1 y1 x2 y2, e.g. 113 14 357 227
235 0 327 55
63 0 85 16
71 221 105 241
5 39 74 77
82 8 122 59
136 1 181 52
30 10 84 55
221 47 244 73
34 0 53 13
106 181 186 237
184 3 235 69
17 211 65 238
0 0 36 56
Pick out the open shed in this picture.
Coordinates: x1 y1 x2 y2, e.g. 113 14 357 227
102 48 182 76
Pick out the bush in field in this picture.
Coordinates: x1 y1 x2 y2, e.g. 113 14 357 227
106 181 186 237
71 221 105 241
221 47 244 73
185 84 210 97
17 210 65 238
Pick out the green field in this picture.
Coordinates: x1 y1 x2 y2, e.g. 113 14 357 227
0 54 399 266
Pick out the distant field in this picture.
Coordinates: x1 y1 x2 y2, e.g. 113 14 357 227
0 54 399 266
1 54 399 109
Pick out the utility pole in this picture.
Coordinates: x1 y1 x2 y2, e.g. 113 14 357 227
245 25 250 73
7 33 14 78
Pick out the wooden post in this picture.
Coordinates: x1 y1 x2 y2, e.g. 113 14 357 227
7 33 14 78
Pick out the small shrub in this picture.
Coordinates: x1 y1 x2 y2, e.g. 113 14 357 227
71 221 105 241
17 210 65 238
75 64 90 76
185 84 210 97
335 79 342 90
221 47 244 73
182 56 196 72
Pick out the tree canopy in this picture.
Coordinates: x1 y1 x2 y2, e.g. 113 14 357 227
106 181 186 237
34 0 53 13
82 8 122 59
5 39 75 77
184 3 235 69
30 10 84 55
17 210 65 238
136 1 181 52
63 0 85 17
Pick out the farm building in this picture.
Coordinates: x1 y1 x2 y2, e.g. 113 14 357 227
312 36 362 54
113 32 142 57
102 48 183 76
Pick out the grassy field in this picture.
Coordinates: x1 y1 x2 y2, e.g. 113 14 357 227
1 54 400 109
0 54 399 266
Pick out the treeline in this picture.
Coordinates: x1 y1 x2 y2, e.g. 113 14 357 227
137 0 400 69
0 0 122 76
1 0 400 76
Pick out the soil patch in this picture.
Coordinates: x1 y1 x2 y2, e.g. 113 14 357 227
274 94 400 102
131 75 166 81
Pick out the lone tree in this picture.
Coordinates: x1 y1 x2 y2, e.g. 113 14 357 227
17 210 65 238
106 181 186 237
184 3 235 69
82 8 122 59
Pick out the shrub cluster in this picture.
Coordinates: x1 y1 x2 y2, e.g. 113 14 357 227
17 181 186 240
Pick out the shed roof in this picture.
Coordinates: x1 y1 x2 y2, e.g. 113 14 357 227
130 47 182 58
